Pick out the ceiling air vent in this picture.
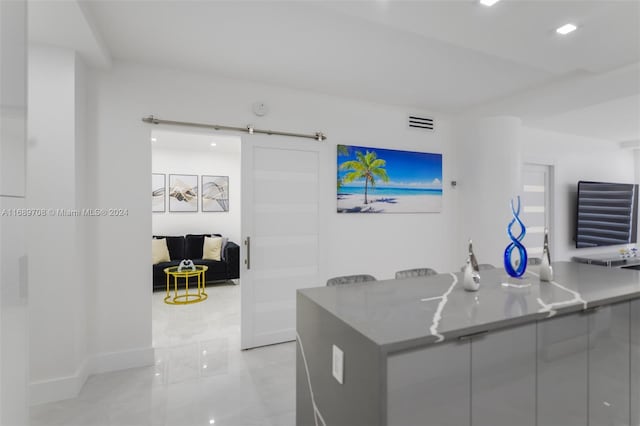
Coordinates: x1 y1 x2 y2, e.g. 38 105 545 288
408 115 434 132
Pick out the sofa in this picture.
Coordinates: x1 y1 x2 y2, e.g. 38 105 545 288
152 234 240 291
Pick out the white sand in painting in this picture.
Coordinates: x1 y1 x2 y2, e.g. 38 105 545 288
337 194 441 213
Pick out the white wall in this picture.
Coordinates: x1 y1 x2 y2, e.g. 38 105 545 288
35 56 632 404
456 117 523 267
27 46 89 404
329 115 457 278
635 149 640 184
152 144 241 244
84 64 154 375
83 60 458 375
0 0 26 198
0 0 28 422
521 126 635 262
454 120 636 268
73 48 89 398
90 61 459 279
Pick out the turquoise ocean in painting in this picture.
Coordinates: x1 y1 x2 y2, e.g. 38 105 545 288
339 186 442 196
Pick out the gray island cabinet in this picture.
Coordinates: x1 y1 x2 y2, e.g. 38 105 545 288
296 262 640 426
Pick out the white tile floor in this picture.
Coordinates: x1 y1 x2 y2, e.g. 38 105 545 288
30 282 296 426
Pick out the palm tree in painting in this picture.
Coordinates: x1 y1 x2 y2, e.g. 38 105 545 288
339 150 389 204
337 145 350 192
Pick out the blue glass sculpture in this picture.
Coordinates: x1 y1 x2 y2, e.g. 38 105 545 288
504 196 528 278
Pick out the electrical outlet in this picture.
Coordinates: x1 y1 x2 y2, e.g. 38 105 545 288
332 344 344 384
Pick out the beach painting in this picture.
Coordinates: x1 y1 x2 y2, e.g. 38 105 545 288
337 144 442 213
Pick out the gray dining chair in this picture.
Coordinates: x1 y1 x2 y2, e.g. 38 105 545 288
326 274 377 287
395 268 438 279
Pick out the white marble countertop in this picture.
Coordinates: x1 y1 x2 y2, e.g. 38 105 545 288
298 262 640 354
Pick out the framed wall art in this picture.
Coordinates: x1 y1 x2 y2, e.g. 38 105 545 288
337 144 442 213
169 174 198 212
152 173 165 213
201 175 229 212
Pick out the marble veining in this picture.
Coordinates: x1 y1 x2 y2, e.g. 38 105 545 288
296 332 327 426
500 281 532 289
529 269 588 318
426 273 459 342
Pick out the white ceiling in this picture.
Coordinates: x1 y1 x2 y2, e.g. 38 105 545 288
528 94 640 142
28 0 111 68
30 0 640 142
322 1 640 75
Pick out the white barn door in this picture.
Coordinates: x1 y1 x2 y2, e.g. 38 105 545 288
240 135 325 349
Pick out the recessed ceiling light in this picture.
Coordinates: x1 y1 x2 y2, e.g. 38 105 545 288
479 0 501 6
556 23 577 35
151 137 157 142
210 142 217 147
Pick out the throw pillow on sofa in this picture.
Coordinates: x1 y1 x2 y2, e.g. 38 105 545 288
220 236 228 260
203 236 223 261
152 238 171 264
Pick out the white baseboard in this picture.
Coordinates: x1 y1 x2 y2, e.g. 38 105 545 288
89 346 155 375
30 359 89 406
29 346 154 406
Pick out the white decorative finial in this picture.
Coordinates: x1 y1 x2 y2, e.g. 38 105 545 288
539 228 553 282
464 239 480 291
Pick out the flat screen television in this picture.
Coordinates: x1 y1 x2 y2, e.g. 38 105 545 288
576 181 639 248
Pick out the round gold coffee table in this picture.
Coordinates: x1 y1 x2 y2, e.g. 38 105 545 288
163 265 208 305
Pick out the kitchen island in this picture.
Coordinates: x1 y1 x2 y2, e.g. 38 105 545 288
296 262 640 426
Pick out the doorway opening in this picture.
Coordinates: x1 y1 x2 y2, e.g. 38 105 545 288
150 128 242 355
148 123 326 352
521 163 554 260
